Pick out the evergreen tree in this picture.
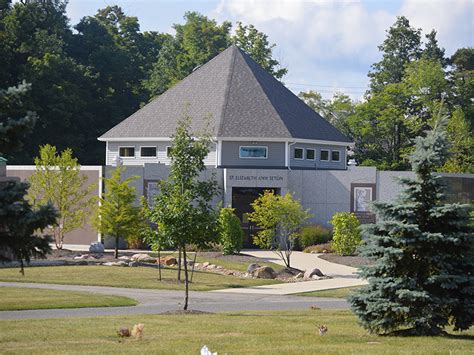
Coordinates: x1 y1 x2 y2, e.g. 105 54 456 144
349 111 474 335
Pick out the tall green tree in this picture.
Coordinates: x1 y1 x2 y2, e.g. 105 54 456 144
248 191 311 268
232 21 287 79
93 166 139 258
349 112 473 335
368 16 423 93
150 117 219 310
449 47 474 127
28 144 96 249
0 82 57 274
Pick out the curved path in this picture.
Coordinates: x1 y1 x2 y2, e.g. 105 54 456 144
212 251 367 295
0 281 349 320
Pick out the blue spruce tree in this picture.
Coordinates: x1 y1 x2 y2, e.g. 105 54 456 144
349 112 473 335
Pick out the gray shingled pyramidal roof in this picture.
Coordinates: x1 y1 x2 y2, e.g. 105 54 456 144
99 45 352 143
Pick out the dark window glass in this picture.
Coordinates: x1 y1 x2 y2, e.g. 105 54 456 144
306 149 315 160
332 150 340 161
141 147 156 157
294 148 303 159
119 147 135 157
166 146 173 157
320 150 329 161
239 146 268 158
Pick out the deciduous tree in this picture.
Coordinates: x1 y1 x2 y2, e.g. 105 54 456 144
93 166 139 258
28 144 96 249
150 116 219 310
248 191 311 268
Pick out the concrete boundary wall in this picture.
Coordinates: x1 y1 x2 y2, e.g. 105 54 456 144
6 164 473 245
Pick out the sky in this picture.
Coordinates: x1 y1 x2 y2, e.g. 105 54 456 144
66 0 474 100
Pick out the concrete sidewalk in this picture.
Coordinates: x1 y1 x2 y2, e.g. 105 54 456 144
212 250 367 295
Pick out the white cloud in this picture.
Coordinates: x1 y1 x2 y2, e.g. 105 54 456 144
213 0 472 99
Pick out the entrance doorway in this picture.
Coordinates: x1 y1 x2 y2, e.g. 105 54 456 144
231 187 279 248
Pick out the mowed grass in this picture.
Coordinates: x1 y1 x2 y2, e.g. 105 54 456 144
0 266 279 291
298 286 361 299
0 310 472 354
0 287 137 311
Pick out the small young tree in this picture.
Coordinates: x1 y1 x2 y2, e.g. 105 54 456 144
248 191 311 268
349 112 474 335
28 145 96 249
150 117 219 310
218 207 244 255
330 212 361 256
93 166 139 258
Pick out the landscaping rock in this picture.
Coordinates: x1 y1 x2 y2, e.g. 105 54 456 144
89 242 104 253
157 256 177 266
74 254 89 260
295 272 304 279
202 262 210 268
103 261 127 267
207 264 217 269
128 261 139 267
131 253 155 263
304 268 325 279
118 256 131 261
252 266 276 279
247 263 260 273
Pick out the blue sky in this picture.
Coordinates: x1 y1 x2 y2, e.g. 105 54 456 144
66 0 473 100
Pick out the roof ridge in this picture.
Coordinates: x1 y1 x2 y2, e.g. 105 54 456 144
233 48 292 138
217 45 238 137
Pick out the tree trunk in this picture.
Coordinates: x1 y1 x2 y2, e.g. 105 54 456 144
183 245 189 311
177 247 181 282
114 236 119 259
157 247 162 281
190 251 198 283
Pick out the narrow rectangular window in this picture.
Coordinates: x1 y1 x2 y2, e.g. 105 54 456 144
166 146 172 157
331 150 341 162
306 149 315 160
320 149 329 161
119 147 135 157
294 147 303 160
141 147 156 157
239 146 268 159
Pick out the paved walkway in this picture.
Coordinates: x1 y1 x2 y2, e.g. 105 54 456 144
212 251 367 295
0 282 349 320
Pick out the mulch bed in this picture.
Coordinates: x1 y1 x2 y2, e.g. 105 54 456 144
318 254 372 268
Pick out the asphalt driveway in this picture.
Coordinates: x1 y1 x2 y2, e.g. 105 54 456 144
0 281 349 320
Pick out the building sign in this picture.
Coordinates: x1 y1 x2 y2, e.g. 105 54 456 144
225 169 288 188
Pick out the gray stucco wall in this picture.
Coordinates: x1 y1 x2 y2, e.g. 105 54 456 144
220 141 285 167
289 143 346 170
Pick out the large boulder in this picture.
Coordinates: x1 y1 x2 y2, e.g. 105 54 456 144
252 266 277 279
89 242 104 254
103 261 128 267
158 255 177 266
304 268 325 279
131 253 155 263
247 263 260 273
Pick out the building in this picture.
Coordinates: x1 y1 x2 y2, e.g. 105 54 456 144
97 45 473 247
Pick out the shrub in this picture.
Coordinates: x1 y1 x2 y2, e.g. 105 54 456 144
218 208 243 255
329 212 361 255
303 243 333 254
299 224 332 248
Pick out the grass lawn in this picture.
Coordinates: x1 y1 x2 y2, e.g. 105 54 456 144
0 287 137 311
0 310 472 354
0 266 279 291
298 286 361 299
